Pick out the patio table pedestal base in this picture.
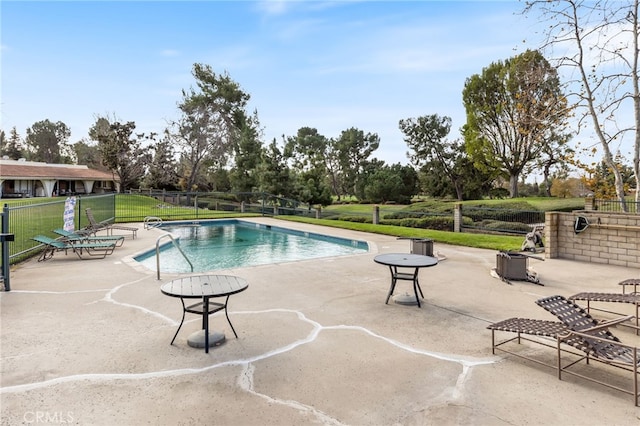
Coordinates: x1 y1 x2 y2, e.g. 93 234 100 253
187 330 225 349
393 293 419 305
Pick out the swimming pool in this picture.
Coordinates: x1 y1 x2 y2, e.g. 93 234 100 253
134 220 369 273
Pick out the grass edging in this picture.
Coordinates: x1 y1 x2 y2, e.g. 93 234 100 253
275 216 523 252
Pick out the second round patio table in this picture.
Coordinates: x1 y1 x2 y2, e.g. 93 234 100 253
374 253 438 307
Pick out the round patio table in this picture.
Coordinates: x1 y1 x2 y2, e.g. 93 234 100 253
374 253 438 307
161 274 248 353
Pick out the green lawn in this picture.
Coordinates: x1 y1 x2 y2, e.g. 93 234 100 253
279 216 524 251
6 195 582 260
325 197 585 214
311 197 586 251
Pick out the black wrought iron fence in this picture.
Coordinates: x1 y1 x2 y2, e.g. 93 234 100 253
593 199 639 213
120 190 318 221
461 207 545 234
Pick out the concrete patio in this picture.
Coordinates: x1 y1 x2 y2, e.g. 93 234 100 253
1 217 639 425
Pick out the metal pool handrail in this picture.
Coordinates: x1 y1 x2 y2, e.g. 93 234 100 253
156 233 193 280
144 216 163 229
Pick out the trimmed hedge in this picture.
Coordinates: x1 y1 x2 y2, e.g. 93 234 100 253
337 215 372 223
466 219 533 234
383 211 450 220
380 216 456 232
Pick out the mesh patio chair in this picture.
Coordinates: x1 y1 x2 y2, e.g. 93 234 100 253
568 292 639 335
536 295 639 406
32 235 116 261
53 228 125 247
85 208 138 239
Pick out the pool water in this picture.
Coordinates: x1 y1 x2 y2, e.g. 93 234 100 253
134 220 369 273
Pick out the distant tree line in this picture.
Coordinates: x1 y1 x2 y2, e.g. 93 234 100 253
4 0 640 207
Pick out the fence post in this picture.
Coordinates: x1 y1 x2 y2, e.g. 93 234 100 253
373 205 380 225
77 196 83 229
546 212 559 258
454 203 462 232
584 196 594 211
1 204 13 291
316 206 321 219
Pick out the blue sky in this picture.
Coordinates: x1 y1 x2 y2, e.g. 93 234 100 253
2 1 542 166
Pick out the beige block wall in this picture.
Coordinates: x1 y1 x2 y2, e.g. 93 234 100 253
546 211 640 268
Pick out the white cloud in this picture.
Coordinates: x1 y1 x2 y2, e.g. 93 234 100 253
254 0 290 17
160 49 180 57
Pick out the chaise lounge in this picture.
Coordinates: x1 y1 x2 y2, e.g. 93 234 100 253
53 228 125 247
488 295 640 406
32 235 117 261
568 291 640 335
85 207 138 239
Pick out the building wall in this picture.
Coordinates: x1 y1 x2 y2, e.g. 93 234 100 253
546 211 640 268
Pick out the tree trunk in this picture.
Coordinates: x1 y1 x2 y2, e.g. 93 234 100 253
454 182 464 201
509 174 519 198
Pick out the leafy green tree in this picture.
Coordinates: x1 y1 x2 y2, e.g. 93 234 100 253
364 168 402 203
170 63 250 192
284 127 329 171
334 127 380 199
73 139 105 170
418 156 492 200
463 49 571 197
206 167 231 192
535 131 574 197
285 127 333 205
89 118 152 192
25 119 73 163
356 158 387 200
399 114 493 200
229 112 264 193
256 139 292 197
292 168 333 206
145 134 178 190
364 163 418 204
0 127 25 159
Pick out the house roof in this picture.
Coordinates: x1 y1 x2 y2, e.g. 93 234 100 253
0 159 118 181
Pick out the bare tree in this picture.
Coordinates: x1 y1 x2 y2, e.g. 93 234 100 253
524 0 640 208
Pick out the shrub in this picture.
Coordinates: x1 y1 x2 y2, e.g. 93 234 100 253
338 216 371 223
381 216 454 231
478 220 532 233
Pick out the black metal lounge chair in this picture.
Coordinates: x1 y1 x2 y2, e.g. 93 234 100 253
536 295 639 406
568 292 640 335
487 317 572 369
32 235 116 261
620 278 640 294
53 228 125 247
488 295 639 405
85 208 138 239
